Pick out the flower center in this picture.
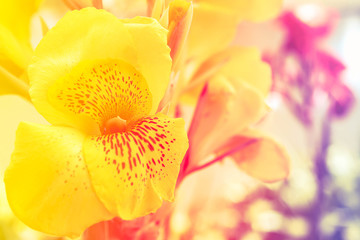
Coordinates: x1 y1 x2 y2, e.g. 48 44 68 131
103 116 127 134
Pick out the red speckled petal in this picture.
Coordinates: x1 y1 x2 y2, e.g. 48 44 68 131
83 113 188 219
29 9 171 134
48 59 152 133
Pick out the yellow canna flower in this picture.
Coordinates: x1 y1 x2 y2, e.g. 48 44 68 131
4 8 188 238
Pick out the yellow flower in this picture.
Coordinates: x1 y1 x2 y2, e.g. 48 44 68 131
4 8 188 238
0 0 42 100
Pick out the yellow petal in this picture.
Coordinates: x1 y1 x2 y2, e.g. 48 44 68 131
4 122 113 238
0 25 32 77
29 9 131 134
48 59 152 134
220 47 272 97
237 0 283 22
218 130 290 182
29 8 171 132
39 16 49 36
194 0 283 22
0 0 39 98
0 0 42 44
83 113 188 219
189 47 271 98
184 47 271 109
0 65 30 101
0 0 39 81
121 16 172 114
0 95 46 175
186 0 282 62
186 3 238 62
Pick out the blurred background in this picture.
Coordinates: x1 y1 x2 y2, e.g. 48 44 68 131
1 0 360 239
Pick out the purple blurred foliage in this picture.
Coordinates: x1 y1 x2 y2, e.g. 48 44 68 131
227 6 357 240
267 9 354 123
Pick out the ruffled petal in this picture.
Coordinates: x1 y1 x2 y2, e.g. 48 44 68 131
83 113 188 219
29 8 171 133
29 8 130 134
121 17 172 114
4 122 113 238
217 130 290 182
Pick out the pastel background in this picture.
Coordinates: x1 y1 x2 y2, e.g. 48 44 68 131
1 0 360 239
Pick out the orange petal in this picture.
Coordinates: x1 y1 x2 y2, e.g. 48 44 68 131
188 76 265 165
92 0 103 8
190 47 271 97
83 113 188 219
217 130 290 182
62 0 102 10
83 218 160 240
167 0 192 67
147 0 156 16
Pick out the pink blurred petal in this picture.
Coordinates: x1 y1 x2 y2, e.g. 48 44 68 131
187 77 265 167
216 132 290 183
